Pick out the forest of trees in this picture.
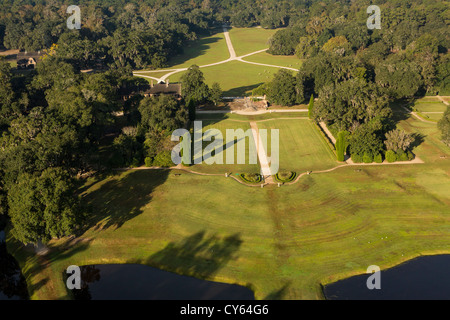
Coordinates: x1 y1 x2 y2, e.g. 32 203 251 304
0 0 449 244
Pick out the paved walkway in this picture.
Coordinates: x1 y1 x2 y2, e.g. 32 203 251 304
197 109 308 115
133 26 300 83
249 121 274 184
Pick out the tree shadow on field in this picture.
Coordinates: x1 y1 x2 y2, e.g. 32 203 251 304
132 231 243 280
166 28 225 68
79 170 170 233
263 282 291 300
224 83 264 97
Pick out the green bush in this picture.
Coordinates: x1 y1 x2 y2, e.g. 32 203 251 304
374 153 383 163
385 150 397 163
397 150 409 161
153 150 174 167
275 171 297 183
351 153 363 163
363 152 373 163
145 157 153 167
407 151 415 161
240 173 262 183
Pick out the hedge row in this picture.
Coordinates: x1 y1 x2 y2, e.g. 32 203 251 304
351 150 415 164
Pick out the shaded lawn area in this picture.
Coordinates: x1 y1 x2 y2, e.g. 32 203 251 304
196 112 309 122
256 119 338 173
169 61 281 96
7 110 450 300
228 27 279 56
8 162 450 300
187 119 261 175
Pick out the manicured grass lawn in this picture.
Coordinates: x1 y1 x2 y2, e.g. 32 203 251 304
7 110 450 300
242 52 303 70
136 29 229 71
169 61 281 96
196 112 309 122
228 27 279 56
135 71 173 81
186 119 261 174
256 119 338 173
413 102 447 113
9 161 450 300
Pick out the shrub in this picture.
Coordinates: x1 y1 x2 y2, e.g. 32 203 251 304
153 150 174 167
145 157 153 167
351 153 363 163
363 152 373 163
407 151 415 161
398 150 409 161
374 153 383 163
130 157 141 168
275 171 297 183
240 173 262 183
385 150 397 163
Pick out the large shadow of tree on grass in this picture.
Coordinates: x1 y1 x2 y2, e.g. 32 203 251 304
133 231 243 280
166 28 225 68
79 170 170 233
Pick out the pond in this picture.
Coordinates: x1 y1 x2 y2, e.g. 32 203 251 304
323 255 450 300
67 264 255 300
0 228 29 300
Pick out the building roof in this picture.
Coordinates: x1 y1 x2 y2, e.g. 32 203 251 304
145 83 182 95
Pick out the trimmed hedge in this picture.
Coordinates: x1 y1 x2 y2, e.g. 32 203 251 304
240 173 262 184
385 150 397 163
363 152 373 164
351 153 363 163
275 171 297 183
374 153 383 163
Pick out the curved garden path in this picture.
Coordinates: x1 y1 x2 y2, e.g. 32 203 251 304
133 26 300 84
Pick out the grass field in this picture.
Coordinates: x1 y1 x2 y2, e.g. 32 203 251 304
196 112 309 122
413 102 447 113
256 119 338 173
168 61 281 96
7 70 450 300
187 119 261 174
136 29 229 71
242 52 303 70
228 27 279 56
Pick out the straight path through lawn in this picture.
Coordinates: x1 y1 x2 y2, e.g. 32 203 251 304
250 121 274 184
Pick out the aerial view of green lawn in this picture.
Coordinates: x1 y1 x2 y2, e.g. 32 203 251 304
2 0 450 304
7 105 450 300
133 26 299 96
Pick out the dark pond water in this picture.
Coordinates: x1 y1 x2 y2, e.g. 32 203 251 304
0 228 29 300
323 255 450 300
68 264 255 300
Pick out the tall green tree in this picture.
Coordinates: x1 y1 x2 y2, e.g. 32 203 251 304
181 65 210 105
